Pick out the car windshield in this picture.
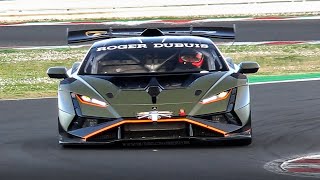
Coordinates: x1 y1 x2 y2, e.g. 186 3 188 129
80 42 227 75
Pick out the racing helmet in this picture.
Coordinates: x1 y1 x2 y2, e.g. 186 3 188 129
178 49 204 68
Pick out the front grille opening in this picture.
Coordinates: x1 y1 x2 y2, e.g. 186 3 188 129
225 112 242 126
122 122 188 139
86 127 118 142
193 113 242 126
68 116 119 131
192 125 224 137
82 121 227 142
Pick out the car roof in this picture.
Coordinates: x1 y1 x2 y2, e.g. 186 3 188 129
91 36 215 48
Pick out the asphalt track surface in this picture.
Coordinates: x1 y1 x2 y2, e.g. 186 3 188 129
0 19 320 46
0 81 319 180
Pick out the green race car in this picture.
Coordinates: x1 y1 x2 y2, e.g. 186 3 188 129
47 27 259 146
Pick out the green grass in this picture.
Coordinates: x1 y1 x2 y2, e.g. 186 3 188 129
219 44 320 75
0 48 87 99
0 44 320 99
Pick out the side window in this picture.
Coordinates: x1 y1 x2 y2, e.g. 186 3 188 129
82 48 113 74
83 51 95 74
225 57 235 69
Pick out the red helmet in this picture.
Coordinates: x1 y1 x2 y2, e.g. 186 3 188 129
178 50 204 68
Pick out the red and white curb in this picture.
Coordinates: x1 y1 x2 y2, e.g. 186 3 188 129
1 16 320 26
264 154 320 178
281 155 320 174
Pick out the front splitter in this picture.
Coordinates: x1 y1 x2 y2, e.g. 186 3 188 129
59 134 251 146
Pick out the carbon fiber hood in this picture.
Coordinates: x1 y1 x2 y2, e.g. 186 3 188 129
73 72 240 117
80 72 227 104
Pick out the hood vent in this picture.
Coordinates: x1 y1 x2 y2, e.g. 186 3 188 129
141 28 164 36
145 78 163 104
95 73 207 90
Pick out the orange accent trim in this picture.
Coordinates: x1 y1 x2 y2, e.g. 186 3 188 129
83 118 227 140
76 95 107 108
200 89 232 104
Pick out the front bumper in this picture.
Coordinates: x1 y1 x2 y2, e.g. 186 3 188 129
59 134 252 146
59 116 251 145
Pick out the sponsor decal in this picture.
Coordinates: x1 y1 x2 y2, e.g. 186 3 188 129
96 43 209 51
137 111 173 122
153 43 209 49
97 44 147 51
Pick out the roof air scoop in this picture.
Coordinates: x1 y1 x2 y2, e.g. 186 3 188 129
141 28 164 36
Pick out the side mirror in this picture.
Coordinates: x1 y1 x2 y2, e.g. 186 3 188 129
238 62 260 74
47 67 68 79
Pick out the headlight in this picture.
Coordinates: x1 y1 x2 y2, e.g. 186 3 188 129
75 94 108 108
200 89 231 104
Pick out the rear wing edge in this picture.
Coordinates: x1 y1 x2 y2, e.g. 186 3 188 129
67 26 236 44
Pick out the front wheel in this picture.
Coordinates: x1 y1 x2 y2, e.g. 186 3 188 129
234 138 252 146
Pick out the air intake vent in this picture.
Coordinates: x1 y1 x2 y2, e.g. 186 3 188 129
192 125 224 137
141 28 164 36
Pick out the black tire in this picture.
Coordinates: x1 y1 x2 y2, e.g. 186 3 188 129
58 118 64 134
60 144 72 148
233 112 252 146
235 138 252 146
